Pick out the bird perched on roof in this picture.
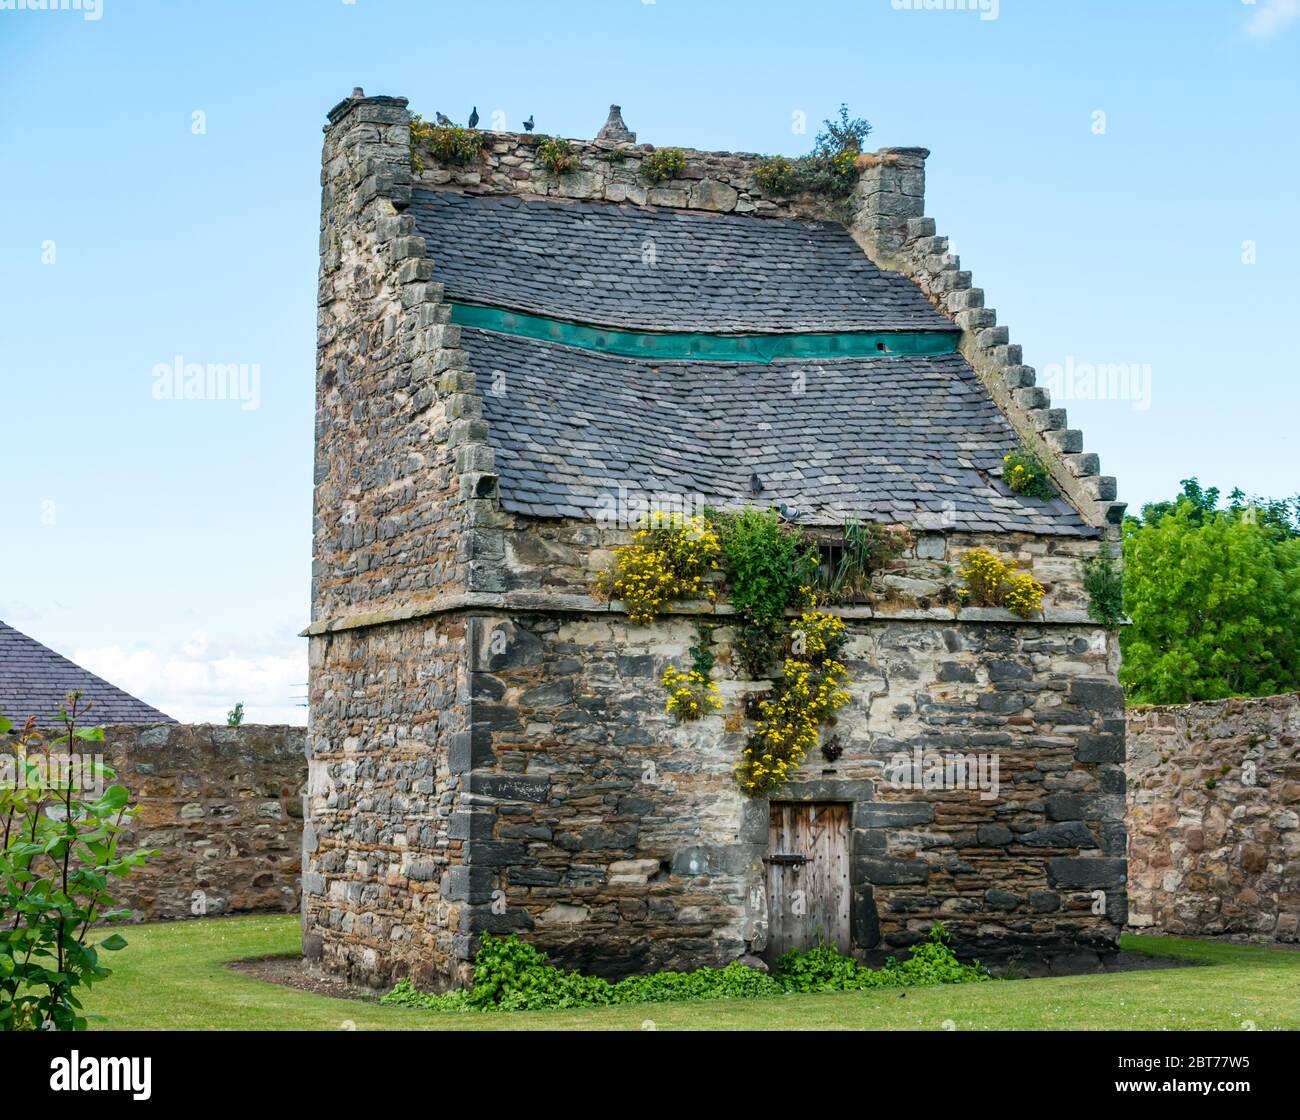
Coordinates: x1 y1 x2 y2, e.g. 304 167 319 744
523 114 535 133
435 111 453 126
468 106 479 129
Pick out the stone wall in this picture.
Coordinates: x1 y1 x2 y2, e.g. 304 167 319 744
302 617 472 991
497 517 1104 617
1127 693 1300 941
413 119 827 221
459 611 1124 976
104 723 306 921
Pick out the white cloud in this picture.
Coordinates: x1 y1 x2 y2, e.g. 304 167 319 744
74 632 307 726
1245 0 1299 39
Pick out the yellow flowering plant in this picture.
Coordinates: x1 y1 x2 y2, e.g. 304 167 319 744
661 665 722 721
603 509 858 795
1001 447 1056 500
735 609 851 796
596 513 721 624
957 548 1046 620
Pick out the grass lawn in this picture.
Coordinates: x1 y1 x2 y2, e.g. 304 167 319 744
82 915 1299 1031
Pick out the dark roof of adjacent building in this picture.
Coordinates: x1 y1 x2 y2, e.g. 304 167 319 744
0 621 175 728
409 189 954 333
463 328 1093 536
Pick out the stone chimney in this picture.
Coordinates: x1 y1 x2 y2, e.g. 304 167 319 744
595 104 636 146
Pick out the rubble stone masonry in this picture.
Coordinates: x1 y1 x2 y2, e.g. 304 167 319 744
105 723 305 921
1127 693 1300 941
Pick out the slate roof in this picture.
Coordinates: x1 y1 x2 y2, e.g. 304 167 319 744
462 328 1094 536
409 189 953 333
0 621 175 728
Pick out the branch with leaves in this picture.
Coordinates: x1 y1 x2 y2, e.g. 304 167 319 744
0 692 156 1031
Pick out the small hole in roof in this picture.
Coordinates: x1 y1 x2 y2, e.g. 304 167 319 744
876 341 892 353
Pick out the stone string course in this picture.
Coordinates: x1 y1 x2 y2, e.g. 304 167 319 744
104 723 306 921
304 92 1128 989
1127 693 1300 942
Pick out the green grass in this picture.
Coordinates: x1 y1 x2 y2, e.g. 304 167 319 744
81 915 1300 1031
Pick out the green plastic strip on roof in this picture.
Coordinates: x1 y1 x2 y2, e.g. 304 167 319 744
449 303 959 363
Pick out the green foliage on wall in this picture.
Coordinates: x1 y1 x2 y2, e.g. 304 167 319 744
642 146 686 183
537 136 576 175
754 105 873 198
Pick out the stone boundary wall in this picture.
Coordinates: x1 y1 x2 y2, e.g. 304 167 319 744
1126 693 1300 941
102 723 307 922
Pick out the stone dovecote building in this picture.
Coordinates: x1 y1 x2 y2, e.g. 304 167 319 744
304 93 1129 990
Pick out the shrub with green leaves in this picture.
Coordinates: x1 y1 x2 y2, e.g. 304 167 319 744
753 105 873 198
754 156 798 195
775 924 988 992
708 507 817 626
1001 447 1056 500
409 115 485 172
642 146 686 183
1 694 155 1030
381 924 989 1013
537 136 576 175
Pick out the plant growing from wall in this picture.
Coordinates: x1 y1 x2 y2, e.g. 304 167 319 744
595 512 720 624
0 693 156 1030
226 702 245 727
1081 553 1125 629
957 548 1046 619
754 156 798 194
753 105 873 198
537 136 576 175
601 507 855 794
642 146 686 183
736 610 850 795
709 507 818 626
1001 447 1056 500
409 115 485 173
813 518 908 604
661 628 723 721
733 620 785 680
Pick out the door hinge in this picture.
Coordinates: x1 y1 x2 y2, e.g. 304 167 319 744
765 852 808 866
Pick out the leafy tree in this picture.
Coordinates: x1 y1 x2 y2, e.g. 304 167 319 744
1121 484 1300 703
1132 477 1300 541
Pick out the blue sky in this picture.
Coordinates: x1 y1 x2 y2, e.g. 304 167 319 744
1 0 1296 723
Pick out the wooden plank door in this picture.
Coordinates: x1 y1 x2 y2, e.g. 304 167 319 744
765 802 851 959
